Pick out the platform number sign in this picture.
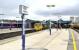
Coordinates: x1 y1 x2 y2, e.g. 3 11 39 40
19 5 28 50
19 5 28 14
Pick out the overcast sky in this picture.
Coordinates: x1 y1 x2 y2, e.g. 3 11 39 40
0 0 79 21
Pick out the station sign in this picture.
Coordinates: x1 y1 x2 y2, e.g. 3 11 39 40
19 5 28 14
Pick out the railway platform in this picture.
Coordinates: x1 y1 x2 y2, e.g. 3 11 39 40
0 29 70 50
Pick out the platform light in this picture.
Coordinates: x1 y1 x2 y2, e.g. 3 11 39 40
46 5 55 35
46 5 55 7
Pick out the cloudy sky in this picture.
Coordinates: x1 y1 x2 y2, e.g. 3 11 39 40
0 0 79 21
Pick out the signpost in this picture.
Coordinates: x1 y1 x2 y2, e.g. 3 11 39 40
19 5 28 50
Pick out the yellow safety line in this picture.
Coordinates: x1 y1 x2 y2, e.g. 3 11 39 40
71 31 77 50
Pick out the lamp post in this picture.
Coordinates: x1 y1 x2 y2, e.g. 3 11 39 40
16 17 20 29
0 14 5 29
57 16 61 30
46 5 55 35
1 20 3 29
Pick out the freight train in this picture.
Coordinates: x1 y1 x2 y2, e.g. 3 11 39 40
70 23 79 29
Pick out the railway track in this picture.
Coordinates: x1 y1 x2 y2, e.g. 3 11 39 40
74 29 79 33
0 29 35 40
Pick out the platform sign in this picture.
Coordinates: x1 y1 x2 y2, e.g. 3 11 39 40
19 5 28 50
19 5 28 14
